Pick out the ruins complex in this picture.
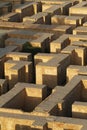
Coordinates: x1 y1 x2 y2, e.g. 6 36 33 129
1 0 87 129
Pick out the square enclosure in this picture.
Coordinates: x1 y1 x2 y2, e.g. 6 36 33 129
0 83 47 112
